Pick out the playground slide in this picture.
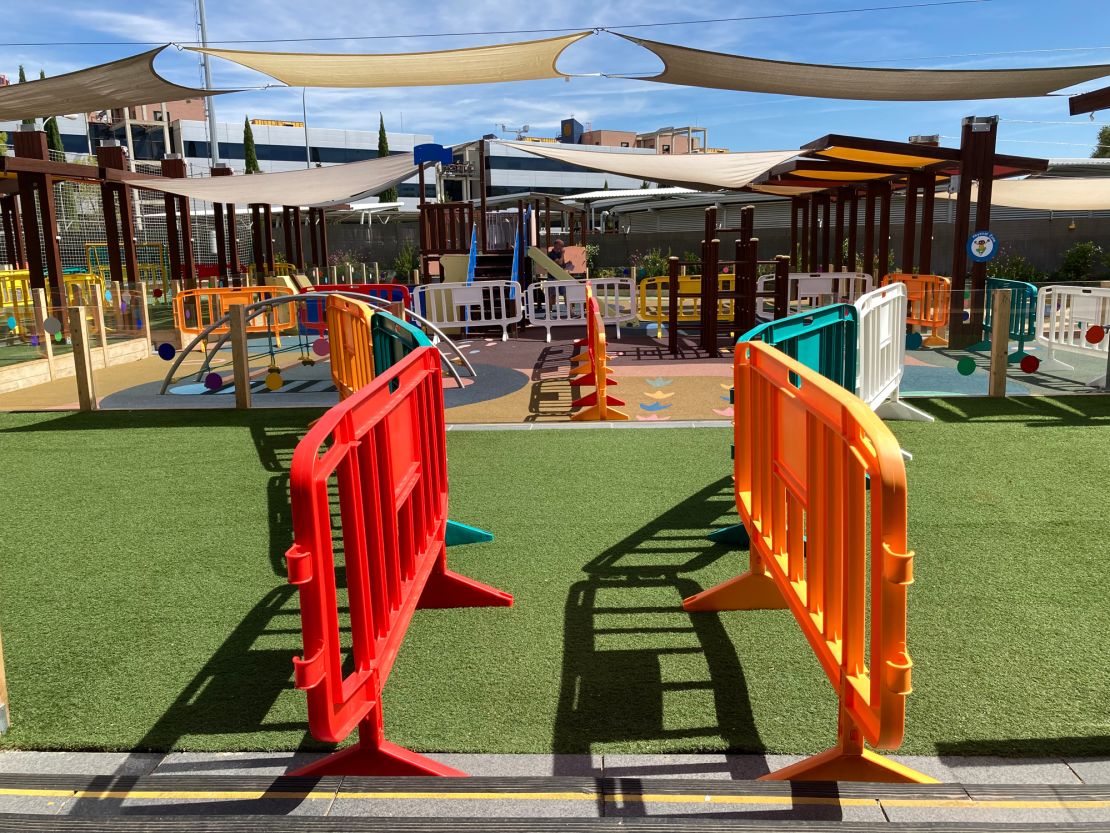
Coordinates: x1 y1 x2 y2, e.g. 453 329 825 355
528 247 575 282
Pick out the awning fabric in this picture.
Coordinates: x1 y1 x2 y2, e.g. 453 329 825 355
938 178 1110 211
191 32 590 88
0 47 235 123
501 142 798 191
120 153 417 207
618 35 1110 101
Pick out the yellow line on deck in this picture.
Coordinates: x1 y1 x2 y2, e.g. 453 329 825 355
0 787 1107 811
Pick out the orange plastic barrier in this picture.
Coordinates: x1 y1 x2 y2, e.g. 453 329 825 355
569 283 628 421
285 346 512 776
882 273 951 347
685 341 932 784
325 294 376 400
173 286 295 341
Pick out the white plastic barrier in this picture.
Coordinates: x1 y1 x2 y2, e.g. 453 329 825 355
412 280 523 341
1035 285 1110 387
854 283 933 422
524 278 638 342
757 272 874 319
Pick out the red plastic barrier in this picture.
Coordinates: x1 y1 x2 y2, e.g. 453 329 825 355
285 346 512 776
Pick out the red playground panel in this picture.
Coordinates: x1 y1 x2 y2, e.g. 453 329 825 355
284 346 512 776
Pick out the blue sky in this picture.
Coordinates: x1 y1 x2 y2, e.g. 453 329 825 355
4 0 1109 159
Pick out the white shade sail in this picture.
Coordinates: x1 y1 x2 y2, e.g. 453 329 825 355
191 32 590 88
121 153 417 207
501 142 798 191
618 35 1110 101
938 178 1110 211
0 47 236 123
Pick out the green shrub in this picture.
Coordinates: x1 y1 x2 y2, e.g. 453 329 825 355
392 240 420 279
631 248 671 279
986 250 1043 282
1054 241 1103 281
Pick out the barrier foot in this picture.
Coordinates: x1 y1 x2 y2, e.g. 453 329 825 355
291 712 465 778
707 523 749 547
445 519 494 547
967 339 991 353
1007 349 1030 365
418 562 513 609
683 569 787 611
922 334 948 348
1038 356 1073 372
875 397 935 423
760 746 936 784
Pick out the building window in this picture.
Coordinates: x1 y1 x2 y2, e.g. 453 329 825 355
662 144 671 154
154 111 164 122
620 141 629 147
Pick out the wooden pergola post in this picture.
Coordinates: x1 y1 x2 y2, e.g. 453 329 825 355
160 157 186 286
919 173 936 274
1 195 26 268
833 189 846 271
808 196 819 272
98 144 139 291
309 208 320 269
948 116 999 348
846 189 859 272
901 175 919 274
863 184 876 280
477 139 488 253
878 181 892 279
292 206 304 271
820 195 831 271
263 204 275 275
213 202 228 281
250 204 264 277
789 198 800 270
212 165 235 282
15 131 65 313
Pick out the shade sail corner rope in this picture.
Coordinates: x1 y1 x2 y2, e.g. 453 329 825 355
616 33 1110 101
189 31 593 88
0 46 239 123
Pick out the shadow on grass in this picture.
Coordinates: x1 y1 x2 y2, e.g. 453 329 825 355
909 395 1110 426
937 736 1110 758
554 476 780 806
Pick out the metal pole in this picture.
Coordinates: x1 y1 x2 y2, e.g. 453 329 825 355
196 0 222 166
302 88 311 169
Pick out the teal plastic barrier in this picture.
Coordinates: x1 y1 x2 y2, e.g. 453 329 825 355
738 303 859 392
974 277 1038 362
370 309 432 377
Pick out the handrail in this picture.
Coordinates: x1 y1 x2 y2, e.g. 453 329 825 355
158 291 472 395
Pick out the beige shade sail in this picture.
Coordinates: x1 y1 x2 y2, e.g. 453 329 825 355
618 35 1110 101
502 142 797 190
191 32 590 88
937 178 1110 211
0 47 236 123
121 153 417 207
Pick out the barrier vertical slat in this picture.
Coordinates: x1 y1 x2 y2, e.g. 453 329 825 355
685 341 931 784
855 284 934 422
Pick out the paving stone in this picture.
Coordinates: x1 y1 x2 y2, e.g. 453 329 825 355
436 753 601 777
0 795 70 815
601 754 805 780
152 751 328 776
897 755 1081 784
1067 757 1110 784
0 752 163 776
328 796 600 818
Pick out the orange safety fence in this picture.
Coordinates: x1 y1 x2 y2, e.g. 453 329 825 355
326 294 376 400
685 340 932 784
882 273 951 347
569 283 628 421
173 286 295 343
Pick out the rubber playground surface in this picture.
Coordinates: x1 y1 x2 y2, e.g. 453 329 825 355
0 324 1105 416
0 397 1107 759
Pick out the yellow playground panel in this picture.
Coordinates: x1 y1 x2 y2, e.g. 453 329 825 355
638 275 736 335
0 270 34 336
247 262 296 281
85 243 171 300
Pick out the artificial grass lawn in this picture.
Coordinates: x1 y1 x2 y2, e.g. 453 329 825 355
0 398 1107 757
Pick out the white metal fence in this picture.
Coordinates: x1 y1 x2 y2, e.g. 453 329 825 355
854 283 932 422
757 271 874 319
412 280 523 341
1035 284 1110 386
523 278 637 342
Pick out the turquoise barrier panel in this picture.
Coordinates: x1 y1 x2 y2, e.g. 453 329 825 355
370 309 432 377
738 303 859 391
973 277 1038 362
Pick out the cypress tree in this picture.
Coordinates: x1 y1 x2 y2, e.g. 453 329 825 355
377 113 398 203
44 117 64 155
243 116 260 173
18 66 33 126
